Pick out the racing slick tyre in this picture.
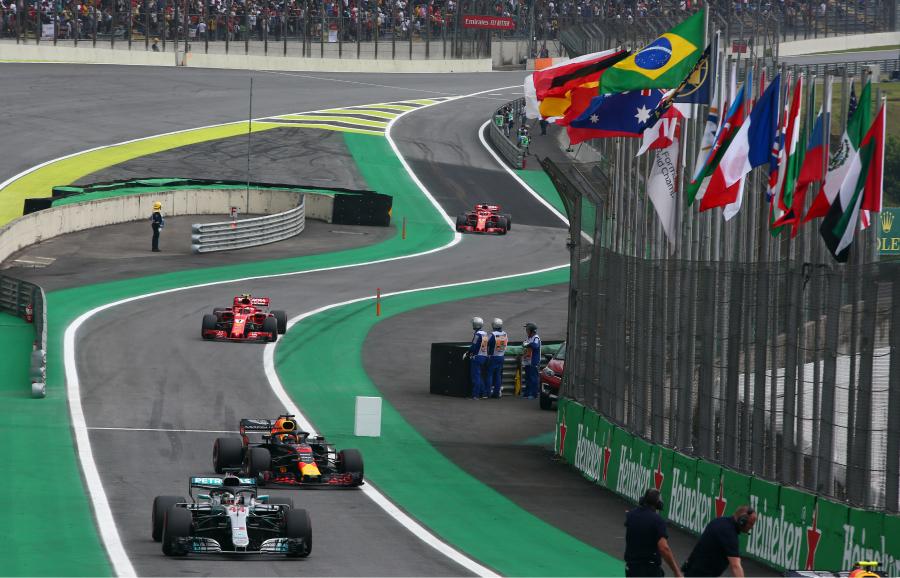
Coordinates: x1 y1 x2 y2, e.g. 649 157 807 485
338 449 364 486
496 216 509 235
284 508 312 558
269 496 294 510
539 391 553 410
152 495 187 542
246 447 272 477
213 437 244 473
201 314 218 339
161 506 193 556
504 214 512 230
455 214 467 231
272 310 287 334
263 317 279 342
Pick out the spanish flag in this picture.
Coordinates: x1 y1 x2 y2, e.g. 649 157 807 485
601 10 705 94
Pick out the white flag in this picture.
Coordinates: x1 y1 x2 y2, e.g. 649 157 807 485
647 136 680 247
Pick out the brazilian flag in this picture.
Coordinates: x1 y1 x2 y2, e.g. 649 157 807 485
601 10 705 94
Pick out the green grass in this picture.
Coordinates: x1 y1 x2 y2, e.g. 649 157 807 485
819 44 900 54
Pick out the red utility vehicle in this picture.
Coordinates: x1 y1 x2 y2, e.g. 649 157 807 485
539 341 565 410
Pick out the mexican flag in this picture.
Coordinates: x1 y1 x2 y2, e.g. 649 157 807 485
805 79 872 223
819 100 885 262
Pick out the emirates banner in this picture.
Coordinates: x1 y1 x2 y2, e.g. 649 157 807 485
462 15 515 29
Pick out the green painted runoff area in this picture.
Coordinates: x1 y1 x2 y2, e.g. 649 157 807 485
515 169 565 215
273 267 623 577
0 312 109 575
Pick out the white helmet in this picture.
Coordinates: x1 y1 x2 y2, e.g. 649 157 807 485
472 317 484 330
492 318 503 330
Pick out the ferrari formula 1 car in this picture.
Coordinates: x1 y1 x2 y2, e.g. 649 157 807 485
152 473 311 557
455 204 512 235
201 294 287 342
213 415 364 488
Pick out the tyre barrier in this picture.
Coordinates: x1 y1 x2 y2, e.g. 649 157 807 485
191 199 305 254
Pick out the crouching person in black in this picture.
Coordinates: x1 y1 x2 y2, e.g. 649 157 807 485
682 505 757 577
624 488 682 577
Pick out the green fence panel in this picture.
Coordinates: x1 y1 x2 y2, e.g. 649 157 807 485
594 414 617 488
695 459 722 529
813 498 850 571
573 408 602 484
744 477 783 567
606 426 634 496
774 486 818 572
743 479 806 572
880 515 900 577
667 452 706 534
615 435 657 504
843 508 887 572
720 468 752 519
558 399 585 463
653 446 676 518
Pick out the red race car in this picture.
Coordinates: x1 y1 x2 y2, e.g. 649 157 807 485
201 294 287 342
455 204 512 235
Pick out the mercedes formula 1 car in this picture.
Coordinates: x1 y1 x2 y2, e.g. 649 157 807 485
152 473 311 557
201 294 287 342
213 415 364 488
455 204 512 235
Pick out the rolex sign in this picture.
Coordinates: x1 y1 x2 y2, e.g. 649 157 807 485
878 208 900 256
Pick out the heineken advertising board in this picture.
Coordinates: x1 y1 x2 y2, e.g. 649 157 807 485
878 208 900 256
556 401 900 573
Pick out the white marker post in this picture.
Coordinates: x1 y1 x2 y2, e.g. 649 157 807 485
354 396 382 437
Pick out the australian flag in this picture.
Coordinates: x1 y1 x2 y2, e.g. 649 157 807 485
570 89 668 138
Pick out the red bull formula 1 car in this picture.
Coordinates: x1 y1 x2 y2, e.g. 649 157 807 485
213 415 364 488
201 294 287 342
456 204 512 235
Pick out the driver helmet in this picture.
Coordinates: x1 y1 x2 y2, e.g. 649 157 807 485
240 293 252 305
492 318 503 331
277 433 296 444
472 317 484 330
219 492 235 505
271 417 296 435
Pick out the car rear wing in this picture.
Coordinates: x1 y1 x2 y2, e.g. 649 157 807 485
239 418 276 435
189 476 256 489
250 297 270 307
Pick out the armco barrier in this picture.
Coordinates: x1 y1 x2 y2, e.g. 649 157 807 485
487 99 527 170
557 401 900 574
0 274 48 398
191 201 305 253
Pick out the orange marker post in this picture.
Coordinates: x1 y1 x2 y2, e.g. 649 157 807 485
376 288 381 317
401 216 407 240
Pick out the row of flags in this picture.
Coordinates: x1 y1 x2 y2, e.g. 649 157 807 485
523 9 886 262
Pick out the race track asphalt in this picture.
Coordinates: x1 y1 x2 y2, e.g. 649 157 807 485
1 64 775 576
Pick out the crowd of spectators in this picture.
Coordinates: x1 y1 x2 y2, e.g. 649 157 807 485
0 0 890 43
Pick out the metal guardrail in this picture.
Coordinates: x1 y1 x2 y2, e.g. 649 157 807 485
0 274 48 398
191 199 305 254
487 98 527 170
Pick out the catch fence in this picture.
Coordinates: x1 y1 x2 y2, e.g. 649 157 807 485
542 153 900 512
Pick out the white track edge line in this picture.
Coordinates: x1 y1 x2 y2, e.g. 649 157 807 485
262 262 568 578
59 85 515 577
476 120 569 226
88 427 237 434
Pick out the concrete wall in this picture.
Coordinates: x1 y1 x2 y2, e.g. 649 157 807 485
491 39 528 67
0 188 334 265
778 31 900 56
0 42 492 72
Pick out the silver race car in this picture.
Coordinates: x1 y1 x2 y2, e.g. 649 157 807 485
151 472 311 557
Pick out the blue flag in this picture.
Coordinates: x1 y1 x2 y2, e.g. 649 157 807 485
570 89 668 138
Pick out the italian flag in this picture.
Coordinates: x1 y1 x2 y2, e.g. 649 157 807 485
819 100 885 262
